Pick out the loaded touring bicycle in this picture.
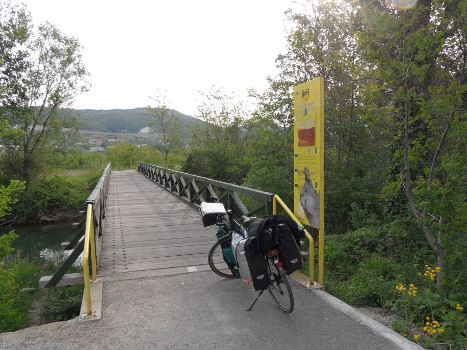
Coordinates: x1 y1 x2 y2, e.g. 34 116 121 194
200 201 305 313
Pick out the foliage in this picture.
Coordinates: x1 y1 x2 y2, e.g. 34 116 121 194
391 268 466 348
242 116 294 205
0 180 25 219
325 222 466 348
0 263 27 331
41 286 83 322
15 173 99 221
1 2 90 181
107 142 165 170
49 150 107 172
182 88 250 184
148 93 182 168
350 0 466 291
0 175 30 332
255 2 393 234
0 1 31 107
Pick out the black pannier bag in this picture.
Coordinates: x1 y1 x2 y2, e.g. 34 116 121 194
243 237 271 291
276 223 303 275
245 216 305 252
245 218 275 253
275 217 306 247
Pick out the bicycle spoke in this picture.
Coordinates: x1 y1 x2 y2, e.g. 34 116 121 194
267 259 294 313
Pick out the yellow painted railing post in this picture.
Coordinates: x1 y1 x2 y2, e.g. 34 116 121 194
272 195 314 287
90 212 97 281
319 228 324 285
83 204 93 315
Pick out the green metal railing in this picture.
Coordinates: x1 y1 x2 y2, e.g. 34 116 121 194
138 162 273 217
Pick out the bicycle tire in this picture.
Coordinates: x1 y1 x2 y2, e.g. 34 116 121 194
208 235 237 279
267 261 294 313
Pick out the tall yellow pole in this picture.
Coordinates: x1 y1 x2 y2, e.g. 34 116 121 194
318 77 325 286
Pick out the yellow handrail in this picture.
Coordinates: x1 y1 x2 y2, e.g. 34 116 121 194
83 204 97 316
272 195 315 287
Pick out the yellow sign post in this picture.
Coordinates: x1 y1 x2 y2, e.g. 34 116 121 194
293 77 324 285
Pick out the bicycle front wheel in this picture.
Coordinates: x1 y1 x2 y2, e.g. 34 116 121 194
267 261 294 313
208 235 238 279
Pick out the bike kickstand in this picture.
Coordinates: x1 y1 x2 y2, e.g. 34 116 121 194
246 289 265 311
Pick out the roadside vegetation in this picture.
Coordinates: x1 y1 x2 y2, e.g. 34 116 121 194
174 2 466 348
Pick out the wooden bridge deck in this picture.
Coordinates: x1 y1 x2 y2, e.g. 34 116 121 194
99 170 216 281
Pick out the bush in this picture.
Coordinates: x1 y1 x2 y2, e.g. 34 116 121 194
41 285 83 322
325 220 432 282
107 143 165 170
328 255 401 307
0 266 27 331
324 222 466 349
15 173 100 220
0 232 39 332
391 266 466 349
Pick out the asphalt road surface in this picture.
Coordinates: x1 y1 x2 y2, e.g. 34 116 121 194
0 271 423 350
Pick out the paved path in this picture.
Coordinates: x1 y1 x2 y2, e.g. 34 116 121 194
0 272 419 350
0 170 423 350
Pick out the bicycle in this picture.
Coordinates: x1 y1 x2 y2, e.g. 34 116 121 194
205 207 294 313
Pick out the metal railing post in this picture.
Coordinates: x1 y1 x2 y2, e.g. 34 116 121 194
90 210 97 281
83 204 93 315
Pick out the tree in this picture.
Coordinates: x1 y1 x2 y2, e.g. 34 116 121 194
355 0 466 289
256 2 391 233
182 88 249 184
0 1 31 108
0 1 30 156
242 115 294 205
1 8 89 180
147 93 181 168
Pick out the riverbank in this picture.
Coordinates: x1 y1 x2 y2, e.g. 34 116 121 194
0 222 84 332
11 171 101 224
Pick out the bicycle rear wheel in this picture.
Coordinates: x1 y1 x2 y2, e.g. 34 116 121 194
208 235 238 279
267 261 294 313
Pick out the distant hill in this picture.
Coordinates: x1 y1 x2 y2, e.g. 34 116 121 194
60 108 202 134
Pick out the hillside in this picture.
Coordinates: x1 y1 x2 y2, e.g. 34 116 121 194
61 108 202 134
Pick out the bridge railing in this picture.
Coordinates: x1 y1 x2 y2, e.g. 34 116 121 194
138 162 273 217
82 162 111 315
138 162 320 286
39 163 111 315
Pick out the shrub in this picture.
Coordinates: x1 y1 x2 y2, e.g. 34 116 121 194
41 285 83 322
15 173 100 220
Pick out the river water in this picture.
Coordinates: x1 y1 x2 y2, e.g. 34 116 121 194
10 223 79 267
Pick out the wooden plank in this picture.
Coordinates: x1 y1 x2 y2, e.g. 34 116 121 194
39 273 84 288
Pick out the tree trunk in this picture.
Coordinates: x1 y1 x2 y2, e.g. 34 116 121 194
402 92 446 290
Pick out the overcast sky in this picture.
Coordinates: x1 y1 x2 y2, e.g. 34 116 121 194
17 0 300 116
